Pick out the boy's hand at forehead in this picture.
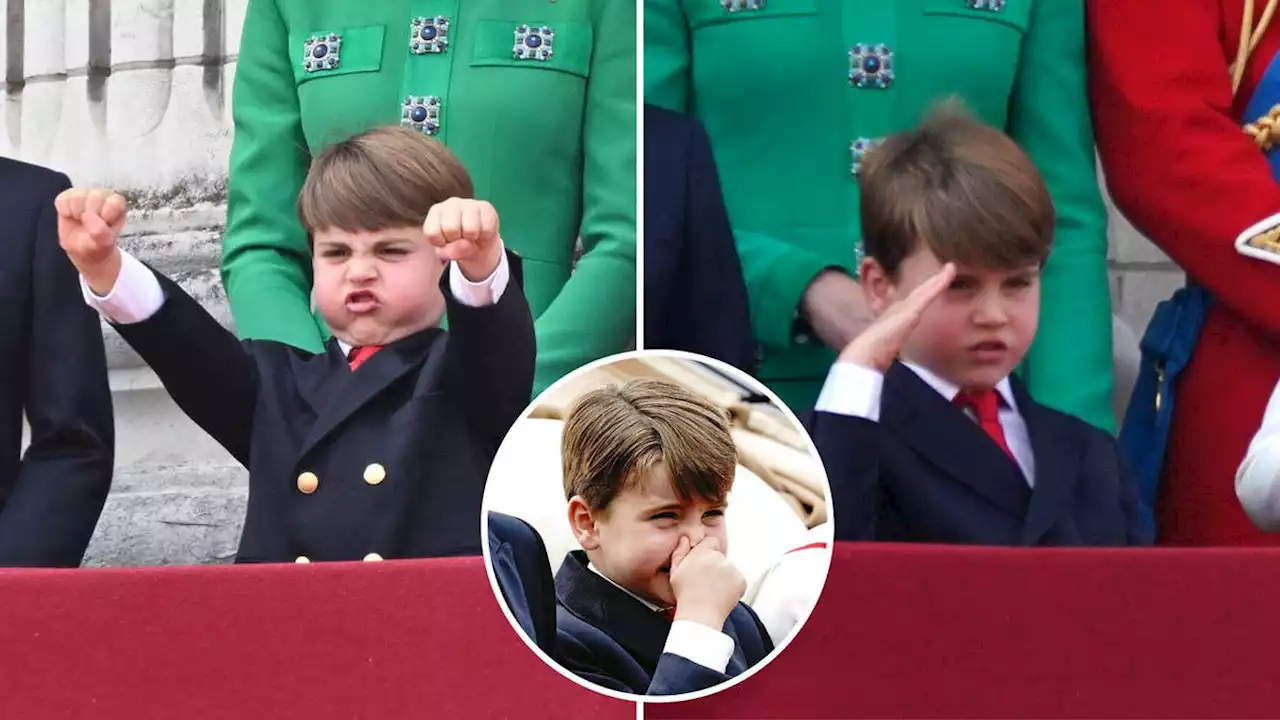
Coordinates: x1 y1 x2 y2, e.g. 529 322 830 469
838 262 956 372
423 197 503 283
668 535 747 631
54 188 129 296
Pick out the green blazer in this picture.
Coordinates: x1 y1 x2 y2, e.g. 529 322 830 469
225 0 636 394
646 0 1115 431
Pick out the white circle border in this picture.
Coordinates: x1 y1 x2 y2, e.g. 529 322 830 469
478 348 836 705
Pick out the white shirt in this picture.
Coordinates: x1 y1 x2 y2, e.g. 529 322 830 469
814 360 1037 486
81 245 510 333
587 562 735 675
1236 378 1280 531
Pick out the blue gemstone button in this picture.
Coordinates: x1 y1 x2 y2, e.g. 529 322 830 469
313 44 328 59
411 106 428 122
421 26 437 40
863 56 879 73
526 34 542 48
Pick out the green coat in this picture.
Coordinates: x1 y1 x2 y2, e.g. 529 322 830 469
225 0 636 394
646 0 1115 431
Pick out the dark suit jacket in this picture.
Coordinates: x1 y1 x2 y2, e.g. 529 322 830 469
553 550 773 696
487 512 557 656
111 258 534 562
0 158 114 567
812 363 1151 546
643 104 755 373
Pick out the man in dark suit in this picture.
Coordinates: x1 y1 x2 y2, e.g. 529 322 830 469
643 105 754 373
487 512 558 655
0 158 114 567
56 128 535 563
811 109 1149 546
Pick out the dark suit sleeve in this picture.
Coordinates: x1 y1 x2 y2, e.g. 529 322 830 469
553 632 730 697
647 653 732 696
112 270 258 466
0 174 115 568
441 251 536 452
674 117 756 373
809 411 881 541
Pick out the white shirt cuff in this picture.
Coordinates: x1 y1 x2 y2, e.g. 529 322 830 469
448 242 510 308
80 249 165 324
814 362 884 421
1237 379 1280 531
662 619 736 674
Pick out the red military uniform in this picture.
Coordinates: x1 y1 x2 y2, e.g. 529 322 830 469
1090 0 1280 544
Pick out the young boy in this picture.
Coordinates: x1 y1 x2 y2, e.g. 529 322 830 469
56 127 535 563
811 108 1149 546
553 379 773 696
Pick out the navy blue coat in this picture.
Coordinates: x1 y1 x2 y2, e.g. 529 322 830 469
553 550 773 696
487 512 557 656
813 363 1151 546
111 257 534 562
643 104 755 373
0 159 113 567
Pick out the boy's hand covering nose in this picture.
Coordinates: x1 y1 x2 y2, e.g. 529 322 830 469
669 535 747 631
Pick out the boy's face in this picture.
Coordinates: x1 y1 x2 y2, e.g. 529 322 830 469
863 246 1040 391
570 462 728 608
312 225 445 347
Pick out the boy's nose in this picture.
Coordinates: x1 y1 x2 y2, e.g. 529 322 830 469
683 525 707 546
972 293 1009 325
347 258 377 281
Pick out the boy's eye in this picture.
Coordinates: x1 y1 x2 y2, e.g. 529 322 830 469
1006 276 1033 289
650 512 678 520
704 509 725 518
379 247 410 257
321 247 350 259
949 278 975 291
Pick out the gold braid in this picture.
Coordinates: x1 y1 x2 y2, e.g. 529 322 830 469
1238 0 1280 147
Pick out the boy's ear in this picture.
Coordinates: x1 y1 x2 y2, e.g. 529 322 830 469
567 495 602 551
858 256 895 316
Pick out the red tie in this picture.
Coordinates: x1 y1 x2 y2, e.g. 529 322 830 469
347 345 382 371
658 607 676 622
954 389 1015 462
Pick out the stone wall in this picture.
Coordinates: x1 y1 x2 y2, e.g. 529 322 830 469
3 1 1179 566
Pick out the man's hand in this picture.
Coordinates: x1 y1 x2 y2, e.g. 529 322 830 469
423 198 503 282
54 188 128 296
800 270 875 351
668 536 747 631
837 263 956 372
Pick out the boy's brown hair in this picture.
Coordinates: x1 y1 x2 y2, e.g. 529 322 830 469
562 379 737 512
297 126 474 239
859 102 1054 278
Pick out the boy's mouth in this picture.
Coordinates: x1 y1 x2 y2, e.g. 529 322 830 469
345 289 380 314
967 339 1008 362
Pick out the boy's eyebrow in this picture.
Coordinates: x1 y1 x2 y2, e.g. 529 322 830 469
641 501 685 515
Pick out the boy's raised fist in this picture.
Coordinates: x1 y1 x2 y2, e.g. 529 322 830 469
423 197 503 282
54 188 128 296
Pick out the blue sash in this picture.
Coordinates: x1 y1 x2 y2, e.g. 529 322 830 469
1118 48 1280 538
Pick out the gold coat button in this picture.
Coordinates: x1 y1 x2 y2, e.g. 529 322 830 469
295 556 311 564
297 471 319 494
363 463 387 486
363 553 383 562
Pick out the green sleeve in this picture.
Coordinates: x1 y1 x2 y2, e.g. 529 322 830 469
1008 0 1116 432
531 0 637 393
645 0 832 350
221 0 325 353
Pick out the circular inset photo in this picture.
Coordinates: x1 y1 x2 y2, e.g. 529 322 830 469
481 350 832 701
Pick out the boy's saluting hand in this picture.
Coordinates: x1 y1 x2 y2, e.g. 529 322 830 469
54 188 128 297
423 197 503 282
838 262 956 373
668 535 748 631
